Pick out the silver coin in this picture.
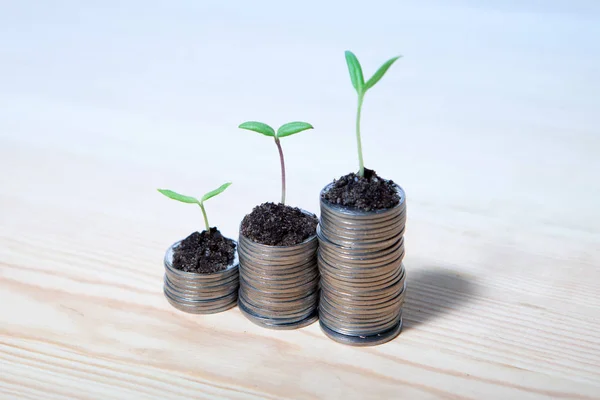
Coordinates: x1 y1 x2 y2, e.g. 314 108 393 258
240 283 319 301
318 307 401 331
318 312 400 333
165 296 238 314
318 216 406 243
319 319 402 347
238 246 317 267
164 288 238 305
163 240 241 314
164 277 238 301
239 258 318 281
321 289 401 311
320 206 406 228
240 272 320 292
239 299 318 318
239 266 318 285
239 233 318 257
320 312 402 337
240 273 319 296
320 273 403 297
320 263 403 289
317 233 404 257
319 291 404 316
238 299 318 330
319 214 405 236
319 311 402 331
238 293 316 321
165 273 240 291
238 293 318 319
321 273 405 299
321 276 406 299
321 284 406 315
240 288 319 306
317 235 404 263
164 289 238 314
238 217 320 330
317 183 407 345
319 294 402 319
319 258 404 282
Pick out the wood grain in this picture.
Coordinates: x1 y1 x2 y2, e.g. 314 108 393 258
2 140 600 400
1 1 600 398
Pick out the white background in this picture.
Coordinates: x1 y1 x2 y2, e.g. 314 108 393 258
1 0 598 256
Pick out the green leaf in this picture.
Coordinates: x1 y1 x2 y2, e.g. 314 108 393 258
201 182 232 203
157 189 199 204
238 121 275 137
365 55 401 90
276 121 314 138
345 51 364 93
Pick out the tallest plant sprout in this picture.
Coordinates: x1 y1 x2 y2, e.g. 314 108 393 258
239 121 313 205
344 51 401 177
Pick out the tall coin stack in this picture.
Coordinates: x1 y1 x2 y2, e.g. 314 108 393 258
163 242 240 314
317 185 407 346
237 232 320 329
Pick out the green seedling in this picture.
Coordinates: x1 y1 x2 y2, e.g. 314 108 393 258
157 182 232 232
238 121 313 205
345 50 401 177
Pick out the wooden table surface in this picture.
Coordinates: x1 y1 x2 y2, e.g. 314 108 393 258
1 1 599 399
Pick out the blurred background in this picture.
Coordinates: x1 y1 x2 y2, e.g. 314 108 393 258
0 0 598 267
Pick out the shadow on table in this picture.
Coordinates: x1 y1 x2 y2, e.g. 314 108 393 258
402 267 477 330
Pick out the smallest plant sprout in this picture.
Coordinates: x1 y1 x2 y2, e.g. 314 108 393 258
239 121 313 205
157 182 232 232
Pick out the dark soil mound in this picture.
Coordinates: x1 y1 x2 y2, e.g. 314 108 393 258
322 168 400 211
241 203 318 246
172 228 236 273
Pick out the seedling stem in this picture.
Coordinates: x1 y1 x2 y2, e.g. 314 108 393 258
356 93 365 176
239 121 313 205
274 137 286 204
344 51 401 177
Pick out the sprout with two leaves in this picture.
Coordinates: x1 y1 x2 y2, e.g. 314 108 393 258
238 121 313 205
344 51 401 177
158 182 232 232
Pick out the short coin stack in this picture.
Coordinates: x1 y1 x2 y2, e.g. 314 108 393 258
237 233 320 329
317 185 407 346
163 242 240 314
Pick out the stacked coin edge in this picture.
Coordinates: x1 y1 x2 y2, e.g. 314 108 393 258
317 184 407 346
163 241 240 314
237 230 320 330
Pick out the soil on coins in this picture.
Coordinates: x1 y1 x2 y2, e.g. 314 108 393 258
172 228 236 273
322 168 400 211
241 203 318 246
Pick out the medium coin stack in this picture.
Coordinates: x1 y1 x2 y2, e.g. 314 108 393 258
163 241 239 314
237 232 320 329
317 184 407 346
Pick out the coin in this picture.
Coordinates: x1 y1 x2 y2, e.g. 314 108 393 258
163 240 240 314
238 293 317 318
164 288 239 314
238 297 319 330
317 183 407 346
237 222 320 329
320 315 402 345
164 277 239 300
319 318 403 346
165 295 238 314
